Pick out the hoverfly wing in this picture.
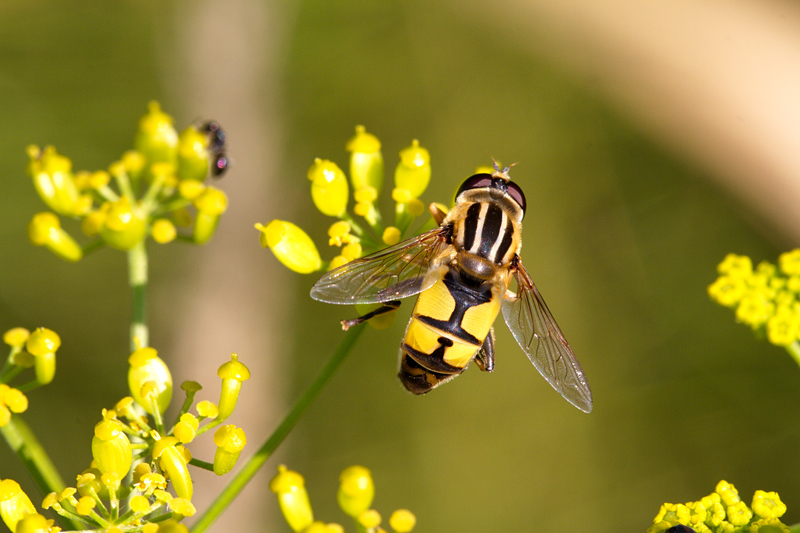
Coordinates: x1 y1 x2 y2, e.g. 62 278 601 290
310 227 454 305
501 260 593 413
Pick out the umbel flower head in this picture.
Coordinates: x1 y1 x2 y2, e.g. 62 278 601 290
647 480 788 533
10 346 250 532
709 251 800 353
256 126 434 279
26 101 231 261
270 464 416 533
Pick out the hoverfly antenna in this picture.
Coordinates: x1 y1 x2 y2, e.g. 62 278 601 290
503 162 519 174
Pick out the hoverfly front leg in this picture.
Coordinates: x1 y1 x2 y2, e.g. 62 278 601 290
340 300 402 331
429 203 447 226
474 328 495 372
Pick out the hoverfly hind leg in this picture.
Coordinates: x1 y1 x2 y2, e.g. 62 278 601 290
340 300 402 331
474 328 495 372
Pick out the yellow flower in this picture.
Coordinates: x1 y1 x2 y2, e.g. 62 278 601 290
708 276 747 308
766 305 800 346
735 294 773 328
751 490 786 519
389 509 416 532
27 212 83 262
779 249 800 275
0 479 37 532
717 253 754 278
91 413 132 479
212 425 247 475
152 433 193 500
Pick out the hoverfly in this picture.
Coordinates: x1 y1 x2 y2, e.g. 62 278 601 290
310 164 592 412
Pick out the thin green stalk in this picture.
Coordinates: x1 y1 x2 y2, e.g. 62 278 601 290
190 326 365 533
0 415 81 530
785 341 800 368
128 241 148 351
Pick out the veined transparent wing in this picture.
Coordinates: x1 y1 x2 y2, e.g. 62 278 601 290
501 260 593 413
310 227 455 305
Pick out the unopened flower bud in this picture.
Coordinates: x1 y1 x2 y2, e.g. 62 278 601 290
177 125 211 182
26 145 82 216
28 212 83 262
91 414 133 479
217 354 250 420
338 465 374 517
308 159 349 217
270 465 313 532
0 479 36 533
346 126 383 194
192 187 228 244
394 140 430 198
153 434 193 500
257 220 322 274
134 101 178 166
26 327 60 385
213 425 247 475
128 347 172 415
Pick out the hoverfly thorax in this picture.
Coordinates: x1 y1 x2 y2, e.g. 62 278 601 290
449 168 526 275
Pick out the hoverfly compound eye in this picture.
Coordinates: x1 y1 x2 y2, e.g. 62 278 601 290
456 173 494 198
506 180 526 213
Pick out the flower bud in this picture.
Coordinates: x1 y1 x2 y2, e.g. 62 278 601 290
26 145 82 216
217 354 251 420
98 198 147 251
0 480 36 532
174 413 199 444
357 509 381 529
196 400 219 419
257 220 322 274
394 140 430 198
27 212 83 262
91 415 133 479
308 159 349 217
152 434 193 500
389 509 416 532
0 386 29 422
346 126 383 194
177 125 211 182
3 328 30 348
152 219 177 244
212 425 247 475
192 187 228 244
382 227 401 246
134 101 178 166
338 465 374 517
270 466 313 532
26 327 60 385
128 347 173 415
14 513 51 533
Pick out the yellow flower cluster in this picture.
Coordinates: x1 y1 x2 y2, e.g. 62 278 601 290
270 465 416 533
26 102 230 261
1 350 250 532
0 327 61 427
647 480 788 533
709 251 800 347
256 126 434 276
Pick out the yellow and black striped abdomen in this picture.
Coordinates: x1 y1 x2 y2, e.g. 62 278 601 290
399 267 501 394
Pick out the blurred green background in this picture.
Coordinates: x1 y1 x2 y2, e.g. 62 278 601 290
2 1 799 531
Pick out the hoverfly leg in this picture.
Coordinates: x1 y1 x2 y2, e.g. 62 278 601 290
340 300 402 331
429 202 447 225
474 328 495 372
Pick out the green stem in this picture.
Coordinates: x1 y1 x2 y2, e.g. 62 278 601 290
785 341 800 368
128 241 148 351
190 326 365 533
0 415 82 530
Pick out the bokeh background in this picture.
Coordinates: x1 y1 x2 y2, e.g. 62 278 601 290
3 0 800 531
